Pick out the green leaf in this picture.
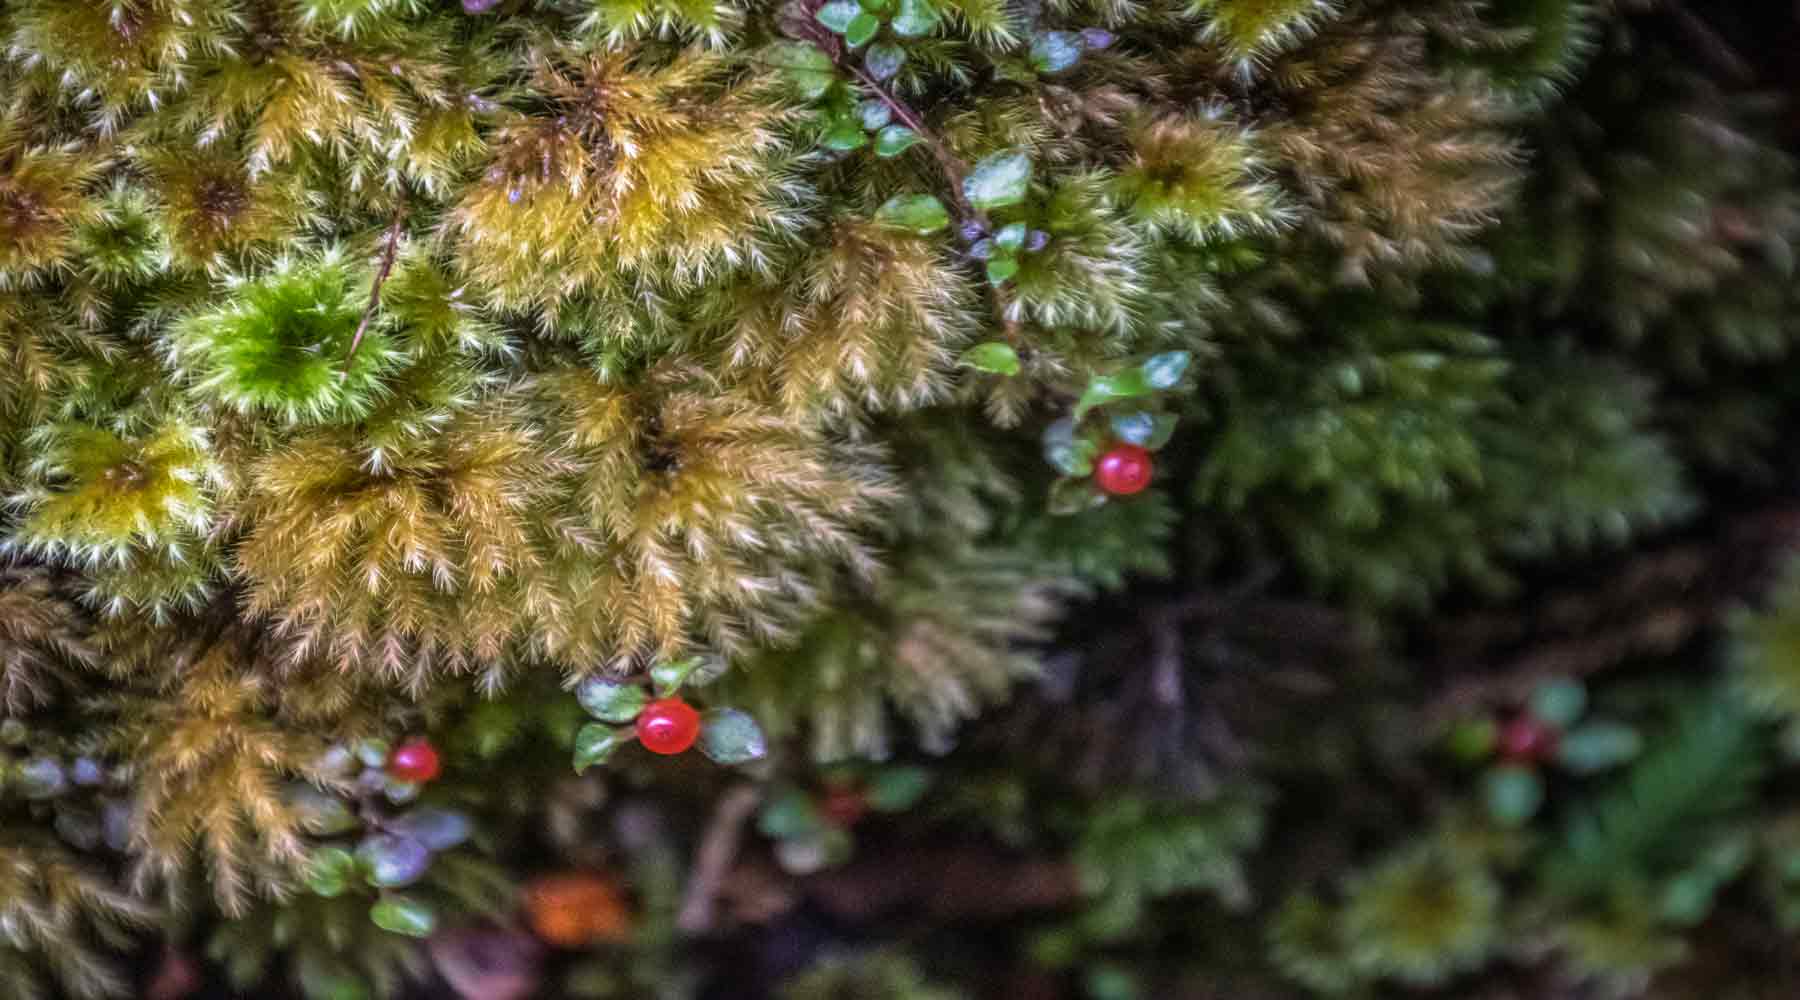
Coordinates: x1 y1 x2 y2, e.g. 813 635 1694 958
698 708 768 764
845 11 881 46
865 766 932 811
1445 718 1498 764
963 151 1032 211
815 0 861 32
1530 678 1588 729
1042 418 1099 476
1555 720 1642 774
1049 476 1105 515
875 124 920 157
890 0 940 36
651 655 705 697
355 738 391 769
864 42 907 81
858 98 893 131
986 256 1019 286
995 222 1027 252
573 722 631 773
1111 410 1177 450
1140 351 1190 390
357 834 431 888
1482 765 1544 827
766 41 836 99
305 847 356 898
1074 369 1153 420
369 896 437 938
822 116 869 151
958 341 1021 376
576 677 648 723
875 193 950 234
1029 30 1084 74
758 786 827 839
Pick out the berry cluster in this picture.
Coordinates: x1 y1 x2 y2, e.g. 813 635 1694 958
571 656 767 772
1447 678 1643 827
297 735 471 939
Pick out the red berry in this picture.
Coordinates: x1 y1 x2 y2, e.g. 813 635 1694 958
1497 715 1558 764
1094 443 1153 496
819 784 870 828
388 739 441 783
635 698 701 755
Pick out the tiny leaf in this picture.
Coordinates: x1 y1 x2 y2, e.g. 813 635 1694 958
355 738 391 769
845 11 881 47
1482 765 1544 827
986 256 1019 286
875 124 920 157
576 677 648 723
963 151 1032 210
758 786 827 839
305 847 356 898
370 896 438 938
959 341 1021 376
1555 721 1643 774
766 43 836 99
1074 368 1153 420
573 723 631 773
858 98 893 130
891 0 941 36
357 834 432 888
1141 351 1191 389
865 766 932 811
386 807 473 851
815 0 861 32
1042 418 1098 476
995 222 1028 252
822 117 869 151
1111 410 1177 449
1530 678 1588 729
1029 30 1084 74
1049 476 1106 514
650 656 705 697
865 42 907 81
698 708 768 764
875 193 950 234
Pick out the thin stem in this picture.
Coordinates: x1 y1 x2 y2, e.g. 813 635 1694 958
344 205 406 372
675 782 762 933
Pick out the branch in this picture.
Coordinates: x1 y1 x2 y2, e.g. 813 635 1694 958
676 782 763 934
1421 505 1800 730
788 18 1027 341
344 205 406 372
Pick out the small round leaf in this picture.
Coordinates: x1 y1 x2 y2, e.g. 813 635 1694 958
864 42 907 81
959 341 1021 376
1482 765 1544 827
875 193 950 234
573 722 630 774
370 895 438 938
698 708 768 765
576 677 648 723
875 124 919 157
963 151 1033 211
